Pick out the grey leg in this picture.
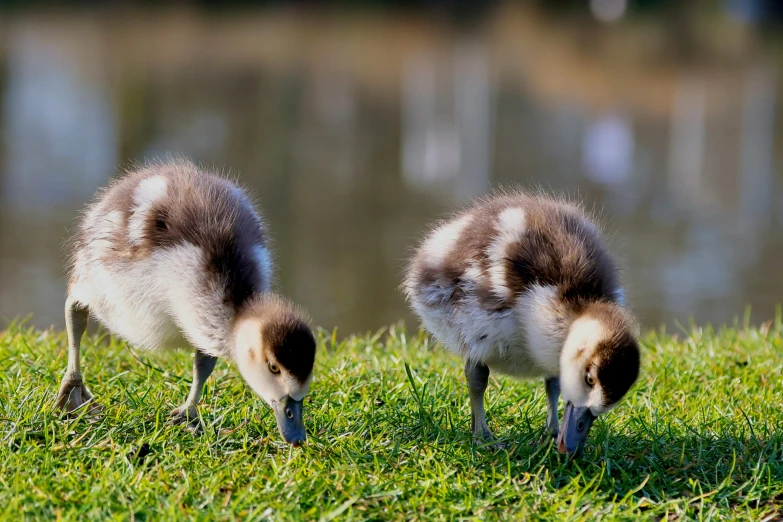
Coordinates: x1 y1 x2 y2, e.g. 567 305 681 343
464 360 493 440
170 350 217 432
545 376 560 439
55 297 99 414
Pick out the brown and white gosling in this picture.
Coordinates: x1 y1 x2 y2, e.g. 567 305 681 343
56 159 316 446
403 193 640 456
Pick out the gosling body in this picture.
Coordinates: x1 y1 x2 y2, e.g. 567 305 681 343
404 193 640 455
57 159 316 445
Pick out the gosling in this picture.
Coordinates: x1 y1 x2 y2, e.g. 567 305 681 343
56 159 316 446
403 192 640 456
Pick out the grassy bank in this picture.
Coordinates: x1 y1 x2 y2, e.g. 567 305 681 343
1 317 782 520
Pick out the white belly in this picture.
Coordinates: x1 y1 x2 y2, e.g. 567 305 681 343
484 347 548 378
71 261 190 350
412 298 547 378
411 282 564 379
90 300 189 351
69 243 231 355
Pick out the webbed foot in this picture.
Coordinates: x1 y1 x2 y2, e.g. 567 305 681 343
170 405 204 434
55 378 102 415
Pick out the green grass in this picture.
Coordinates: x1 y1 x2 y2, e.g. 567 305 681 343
1 316 782 521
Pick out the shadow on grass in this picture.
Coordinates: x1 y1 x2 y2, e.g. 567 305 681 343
8 385 782 510
388 408 783 505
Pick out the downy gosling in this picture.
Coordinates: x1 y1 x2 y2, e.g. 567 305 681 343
56 159 316 446
404 193 640 456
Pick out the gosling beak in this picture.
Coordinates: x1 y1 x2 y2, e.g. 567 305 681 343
272 395 306 447
556 401 596 457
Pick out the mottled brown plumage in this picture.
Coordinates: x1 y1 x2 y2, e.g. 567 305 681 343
69 160 268 309
404 191 640 455
58 159 316 445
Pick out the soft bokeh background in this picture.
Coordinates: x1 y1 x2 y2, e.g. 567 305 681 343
1 0 782 334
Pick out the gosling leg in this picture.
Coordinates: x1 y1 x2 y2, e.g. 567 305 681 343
170 350 217 432
464 360 493 441
55 296 100 414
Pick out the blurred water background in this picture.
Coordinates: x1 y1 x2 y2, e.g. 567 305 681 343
1 0 782 334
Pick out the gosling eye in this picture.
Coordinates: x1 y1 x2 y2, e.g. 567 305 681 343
585 372 595 387
268 362 280 374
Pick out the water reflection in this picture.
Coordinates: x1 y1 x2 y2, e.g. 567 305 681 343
2 24 116 207
0 6 781 334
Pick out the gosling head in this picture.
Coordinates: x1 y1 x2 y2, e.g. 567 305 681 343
557 302 640 456
233 295 316 446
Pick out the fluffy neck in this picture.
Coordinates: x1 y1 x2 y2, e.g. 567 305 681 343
231 315 261 363
229 295 280 361
519 285 628 375
518 285 576 374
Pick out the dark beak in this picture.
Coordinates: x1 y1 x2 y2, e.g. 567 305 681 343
272 395 306 447
556 401 596 457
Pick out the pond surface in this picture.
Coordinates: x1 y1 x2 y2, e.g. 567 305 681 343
1 7 782 334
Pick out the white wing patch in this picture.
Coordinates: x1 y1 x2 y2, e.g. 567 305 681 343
128 176 168 245
487 207 526 300
404 213 474 307
421 214 473 266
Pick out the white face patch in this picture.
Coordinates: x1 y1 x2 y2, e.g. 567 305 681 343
421 214 473 266
563 318 605 358
233 317 310 407
559 317 608 414
487 207 526 299
128 176 168 245
234 318 283 407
